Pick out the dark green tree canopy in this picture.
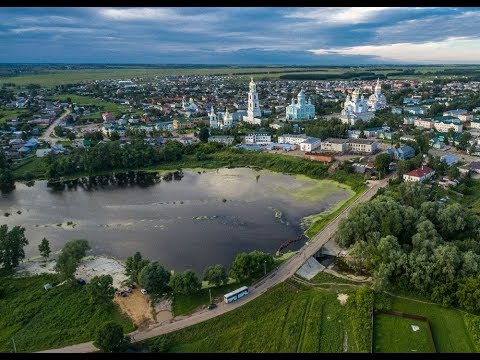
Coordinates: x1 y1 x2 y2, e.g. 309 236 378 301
138 261 171 296
0 225 29 271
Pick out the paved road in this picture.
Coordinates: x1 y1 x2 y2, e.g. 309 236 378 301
39 109 71 143
39 176 390 353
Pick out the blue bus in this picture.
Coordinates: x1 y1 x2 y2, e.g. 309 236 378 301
224 286 249 304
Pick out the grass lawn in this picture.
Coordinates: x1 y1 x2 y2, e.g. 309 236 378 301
0 272 135 352
145 281 360 353
0 108 30 123
48 94 139 120
11 157 48 180
373 313 433 353
390 296 476 353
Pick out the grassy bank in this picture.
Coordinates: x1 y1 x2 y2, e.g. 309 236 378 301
145 280 361 353
303 184 366 239
0 272 135 352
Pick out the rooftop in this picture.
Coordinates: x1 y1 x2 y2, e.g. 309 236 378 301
348 138 376 145
324 138 349 144
405 166 434 178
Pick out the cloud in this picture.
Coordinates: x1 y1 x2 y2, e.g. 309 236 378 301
284 7 394 25
97 7 216 23
10 26 96 34
309 37 480 63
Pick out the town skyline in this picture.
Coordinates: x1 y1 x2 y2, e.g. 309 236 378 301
1 7 480 64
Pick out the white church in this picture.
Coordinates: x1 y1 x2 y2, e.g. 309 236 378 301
243 78 262 125
340 79 387 125
182 97 199 113
209 107 233 129
285 89 315 120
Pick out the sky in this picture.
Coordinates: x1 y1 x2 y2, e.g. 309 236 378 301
1 7 480 65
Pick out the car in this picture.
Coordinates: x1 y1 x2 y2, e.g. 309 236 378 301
141 288 148 295
76 278 86 286
125 287 132 293
130 284 136 289
120 291 127 297
208 304 217 310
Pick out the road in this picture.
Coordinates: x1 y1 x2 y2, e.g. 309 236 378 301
39 109 71 143
39 176 390 353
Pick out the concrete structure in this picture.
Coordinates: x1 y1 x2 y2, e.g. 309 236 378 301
433 116 463 133
244 132 271 145
299 137 322 152
414 117 434 130
243 78 262 125
285 89 315 120
278 134 308 145
348 139 378 154
470 119 480 129
320 138 349 153
340 88 374 125
208 135 235 145
444 109 471 122
367 79 387 111
403 166 435 182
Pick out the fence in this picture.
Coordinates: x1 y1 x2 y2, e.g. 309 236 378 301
372 309 437 353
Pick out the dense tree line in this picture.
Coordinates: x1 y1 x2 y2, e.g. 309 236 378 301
0 150 15 194
302 118 348 139
336 181 480 313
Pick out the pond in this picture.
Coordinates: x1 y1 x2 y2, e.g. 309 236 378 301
1 167 353 274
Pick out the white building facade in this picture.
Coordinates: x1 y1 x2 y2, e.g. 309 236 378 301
299 137 322 152
285 90 315 120
278 134 308 145
244 132 271 145
243 78 262 125
367 79 387 111
340 88 374 125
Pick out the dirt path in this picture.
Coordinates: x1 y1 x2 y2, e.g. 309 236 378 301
38 176 391 353
39 109 71 143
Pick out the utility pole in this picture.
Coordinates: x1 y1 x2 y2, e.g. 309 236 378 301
209 288 212 304
264 261 267 276
11 337 16 353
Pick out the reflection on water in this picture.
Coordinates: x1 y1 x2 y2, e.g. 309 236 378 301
1 168 351 274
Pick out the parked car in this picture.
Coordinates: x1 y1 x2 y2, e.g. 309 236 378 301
125 287 132 293
130 284 136 289
76 278 86 286
119 291 127 297
141 288 148 295
208 304 217 310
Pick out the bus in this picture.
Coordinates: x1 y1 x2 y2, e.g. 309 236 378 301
224 286 249 304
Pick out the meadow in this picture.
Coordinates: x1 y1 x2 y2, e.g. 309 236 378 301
3 65 479 88
373 313 433 353
0 272 135 352
146 280 359 353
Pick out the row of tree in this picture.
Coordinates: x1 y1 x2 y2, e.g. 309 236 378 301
125 250 274 298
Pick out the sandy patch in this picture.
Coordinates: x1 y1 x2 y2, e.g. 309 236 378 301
337 293 349 305
114 289 155 330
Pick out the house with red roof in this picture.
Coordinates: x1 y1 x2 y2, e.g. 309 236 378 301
403 166 435 182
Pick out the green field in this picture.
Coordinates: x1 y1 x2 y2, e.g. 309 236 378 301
49 94 143 119
0 108 31 123
0 272 135 352
145 281 364 353
390 296 476 352
373 313 433 353
2 65 477 87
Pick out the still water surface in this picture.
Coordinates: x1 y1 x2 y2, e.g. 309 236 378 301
1 168 351 274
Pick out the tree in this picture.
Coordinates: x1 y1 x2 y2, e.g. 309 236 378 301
125 252 150 284
458 132 472 150
0 225 29 271
109 131 120 141
198 127 209 143
138 261 171 296
203 264 228 287
86 275 115 306
0 168 15 194
447 166 460 180
229 251 274 282
169 270 201 295
94 321 130 353
38 237 51 261
374 153 391 177
456 276 480 313
55 239 90 280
